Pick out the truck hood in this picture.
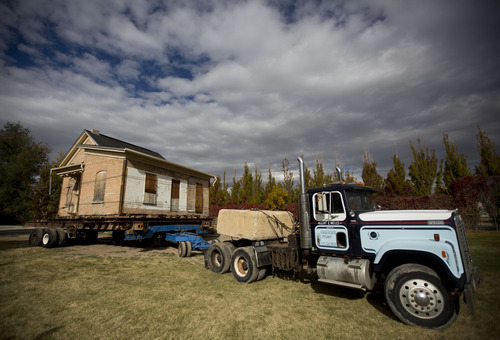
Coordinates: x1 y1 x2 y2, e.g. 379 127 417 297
359 210 454 222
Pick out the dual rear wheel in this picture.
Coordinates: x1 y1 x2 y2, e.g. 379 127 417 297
205 243 267 284
29 228 66 248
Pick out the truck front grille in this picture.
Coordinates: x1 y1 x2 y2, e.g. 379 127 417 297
454 212 473 281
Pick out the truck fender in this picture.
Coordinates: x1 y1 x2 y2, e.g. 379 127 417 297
372 239 463 279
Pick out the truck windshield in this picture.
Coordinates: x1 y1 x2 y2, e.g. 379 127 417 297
346 190 377 212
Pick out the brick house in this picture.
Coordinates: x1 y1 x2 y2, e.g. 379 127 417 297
52 129 213 218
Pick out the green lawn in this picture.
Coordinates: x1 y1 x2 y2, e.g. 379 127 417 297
0 231 498 339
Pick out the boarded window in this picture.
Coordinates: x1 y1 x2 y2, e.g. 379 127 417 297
65 176 81 213
93 171 106 203
171 179 180 211
144 173 157 205
195 183 203 213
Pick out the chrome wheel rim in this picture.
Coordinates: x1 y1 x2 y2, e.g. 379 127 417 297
399 279 444 319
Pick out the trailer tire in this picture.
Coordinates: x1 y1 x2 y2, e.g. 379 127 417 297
29 228 43 247
56 229 66 246
207 242 232 274
41 229 58 248
231 247 259 284
178 241 187 257
185 241 192 257
384 263 459 329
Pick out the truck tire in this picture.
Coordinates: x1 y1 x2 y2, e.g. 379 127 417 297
207 242 233 274
41 229 58 248
178 241 187 257
56 229 66 247
29 228 43 247
384 263 459 329
231 247 259 284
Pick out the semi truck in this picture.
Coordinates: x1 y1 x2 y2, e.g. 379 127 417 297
28 156 481 330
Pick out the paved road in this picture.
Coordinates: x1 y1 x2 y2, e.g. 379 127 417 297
0 225 34 236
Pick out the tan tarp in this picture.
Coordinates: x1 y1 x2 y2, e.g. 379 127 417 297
216 209 295 240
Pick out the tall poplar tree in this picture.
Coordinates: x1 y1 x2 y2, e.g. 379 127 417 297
281 158 294 203
408 139 438 196
385 152 408 196
361 149 383 190
441 133 470 193
475 126 500 176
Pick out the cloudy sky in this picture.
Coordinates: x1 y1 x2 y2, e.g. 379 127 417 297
1 0 499 182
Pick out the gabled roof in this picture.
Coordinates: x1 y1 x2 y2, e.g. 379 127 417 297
85 130 165 160
54 129 214 180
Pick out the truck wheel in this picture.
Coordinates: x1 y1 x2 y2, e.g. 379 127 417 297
41 229 58 248
185 241 192 257
231 247 259 284
207 242 232 274
384 264 459 329
29 228 43 247
56 229 66 246
178 241 187 257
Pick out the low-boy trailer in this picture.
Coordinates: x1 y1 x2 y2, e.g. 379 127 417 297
29 157 481 330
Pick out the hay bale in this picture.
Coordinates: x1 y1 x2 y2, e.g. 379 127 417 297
216 209 295 240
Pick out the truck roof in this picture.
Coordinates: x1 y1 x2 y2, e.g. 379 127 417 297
307 183 378 194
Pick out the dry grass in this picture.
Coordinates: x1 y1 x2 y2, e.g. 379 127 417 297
0 231 498 339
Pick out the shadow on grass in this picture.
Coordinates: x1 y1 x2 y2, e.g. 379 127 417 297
34 326 64 340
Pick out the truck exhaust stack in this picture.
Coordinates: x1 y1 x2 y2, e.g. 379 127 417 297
297 157 311 249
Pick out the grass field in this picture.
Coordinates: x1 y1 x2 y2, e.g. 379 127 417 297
0 231 498 339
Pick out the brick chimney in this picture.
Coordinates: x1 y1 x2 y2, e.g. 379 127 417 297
90 129 100 134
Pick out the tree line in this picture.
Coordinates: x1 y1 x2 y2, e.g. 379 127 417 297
211 126 500 228
1 122 498 228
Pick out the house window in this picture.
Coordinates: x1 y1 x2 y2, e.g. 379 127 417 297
93 171 106 203
171 179 180 211
144 173 157 205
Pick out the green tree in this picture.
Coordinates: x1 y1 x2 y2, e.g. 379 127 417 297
475 126 500 176
385 152 409 196
408 138 438 196
230 169 241 204
264 164 276 198
31 152 64 220
313 155 333 188
264 183 288 210
441 133 470 194
239 162 254 204
252 164 263 204
210 171 230 206
361 149 383 190
281 158 294 203
0 122 51 224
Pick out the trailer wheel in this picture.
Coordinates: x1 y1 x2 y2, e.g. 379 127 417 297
29 228 43 247
231 247 259 284
185 241 192 257
207 242 233 274
384 264 459 329
178 241 187 257
56 229 66 246
41 229 58 248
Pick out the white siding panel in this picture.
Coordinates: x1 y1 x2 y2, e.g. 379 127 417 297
124 167 174 211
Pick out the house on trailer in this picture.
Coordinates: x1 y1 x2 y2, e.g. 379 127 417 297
52 129 213 218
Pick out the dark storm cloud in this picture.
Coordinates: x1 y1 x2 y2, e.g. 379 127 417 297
0 0 499 180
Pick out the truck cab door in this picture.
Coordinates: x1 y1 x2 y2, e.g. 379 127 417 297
312 191 349 252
